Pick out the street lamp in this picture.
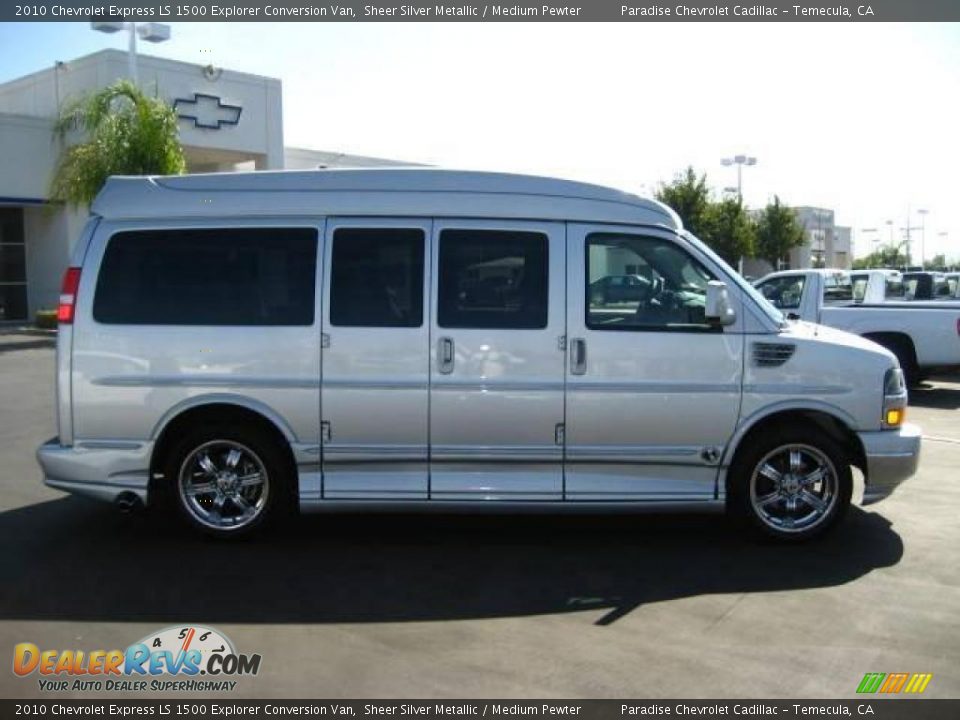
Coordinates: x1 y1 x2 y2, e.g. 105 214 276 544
90 22 172 84
917 209 928 269
720 154 757 203
860 228 879 260
720 154 757 274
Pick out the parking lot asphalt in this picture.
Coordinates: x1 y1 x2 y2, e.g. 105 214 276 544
0 346 957 700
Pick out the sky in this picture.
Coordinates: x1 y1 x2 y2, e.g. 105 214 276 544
1 21 958 261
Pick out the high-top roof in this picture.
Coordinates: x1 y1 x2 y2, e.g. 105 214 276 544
91 168 681 228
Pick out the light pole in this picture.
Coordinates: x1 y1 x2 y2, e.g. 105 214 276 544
917 209 928 269
860 228 879 259
720 155 757 274
720 154 757 203
90 22 172 84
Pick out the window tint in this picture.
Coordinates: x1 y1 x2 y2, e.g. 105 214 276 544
93 228 317 325
822 273 853 304
586 234 716 331
851 275 868 302
757 276 806 310
0 208 27 321
438 229 548 329
330 228 424 327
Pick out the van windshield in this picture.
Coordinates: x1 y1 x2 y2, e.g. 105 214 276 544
682 231 785 326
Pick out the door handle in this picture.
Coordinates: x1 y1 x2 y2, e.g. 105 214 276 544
438 337 455 374
570 338 587 375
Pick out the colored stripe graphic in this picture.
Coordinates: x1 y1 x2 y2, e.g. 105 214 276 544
857 673 885 694
904 674 933 694
880 673 909 693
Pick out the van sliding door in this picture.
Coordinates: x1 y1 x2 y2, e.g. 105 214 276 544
320 218 431 499
428 219 566 500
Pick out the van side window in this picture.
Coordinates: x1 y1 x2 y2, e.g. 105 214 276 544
330 228 424 327
586 234 716 331
438 229 548 329
93 228 317 326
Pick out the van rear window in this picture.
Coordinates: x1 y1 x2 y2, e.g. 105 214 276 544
93 228 318 326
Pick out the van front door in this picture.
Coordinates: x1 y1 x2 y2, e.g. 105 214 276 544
429 220 566 500
320 219 430 499
565 224 744 500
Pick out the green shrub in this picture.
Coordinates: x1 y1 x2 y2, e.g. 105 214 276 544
35 310 58 330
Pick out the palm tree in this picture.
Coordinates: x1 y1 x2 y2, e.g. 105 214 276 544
50 80 186 206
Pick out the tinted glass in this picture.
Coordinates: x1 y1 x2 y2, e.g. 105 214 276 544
438 229 548 329
0 284 27 322
93 228 317 325
587 234 715 330
0 207 24 245
823 273 853 303
0 244 26 283
330 228 424 327
757 276 806 310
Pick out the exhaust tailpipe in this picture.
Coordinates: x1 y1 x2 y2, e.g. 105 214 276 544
115 491 143 514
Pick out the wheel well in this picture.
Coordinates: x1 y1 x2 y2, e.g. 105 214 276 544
862 332 917 367
727 409 865 493
149 403 296 501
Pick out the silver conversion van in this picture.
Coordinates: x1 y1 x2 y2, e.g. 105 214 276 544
37 169 921 540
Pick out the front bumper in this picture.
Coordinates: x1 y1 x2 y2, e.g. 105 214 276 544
857 423 921 505
36 437 152 505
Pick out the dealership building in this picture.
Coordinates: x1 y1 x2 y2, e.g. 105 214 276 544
0 49 409 323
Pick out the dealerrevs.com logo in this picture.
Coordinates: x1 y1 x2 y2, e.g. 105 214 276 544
13 625 261 692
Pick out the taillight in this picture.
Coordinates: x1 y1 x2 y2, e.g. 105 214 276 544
58 267 81 324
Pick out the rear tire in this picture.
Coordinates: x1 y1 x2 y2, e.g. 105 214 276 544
162 423 289 539
729 424 852 542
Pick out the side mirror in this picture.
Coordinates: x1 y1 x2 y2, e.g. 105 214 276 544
705 281 737 326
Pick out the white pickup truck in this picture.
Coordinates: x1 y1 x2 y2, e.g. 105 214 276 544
755 269 960 385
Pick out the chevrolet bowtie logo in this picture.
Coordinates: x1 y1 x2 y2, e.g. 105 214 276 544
174 93 242 129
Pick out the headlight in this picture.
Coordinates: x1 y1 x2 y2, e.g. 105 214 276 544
882 368 907 429
884 367 906 396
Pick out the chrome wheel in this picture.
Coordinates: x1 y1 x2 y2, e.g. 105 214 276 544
177 440 269 531
749 443 838 534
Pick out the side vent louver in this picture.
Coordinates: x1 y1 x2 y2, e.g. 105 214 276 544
753 342 796 367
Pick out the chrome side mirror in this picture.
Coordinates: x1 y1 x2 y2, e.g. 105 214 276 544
705 281 737 326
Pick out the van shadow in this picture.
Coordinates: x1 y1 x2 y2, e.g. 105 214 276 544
0 498 903 626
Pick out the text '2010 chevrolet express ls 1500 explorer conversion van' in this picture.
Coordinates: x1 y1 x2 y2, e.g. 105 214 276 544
38 169 920 541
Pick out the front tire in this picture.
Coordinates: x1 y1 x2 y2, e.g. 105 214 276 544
729 425 852 541
163 424 288 538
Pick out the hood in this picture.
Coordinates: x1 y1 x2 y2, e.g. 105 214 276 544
779 320 898 363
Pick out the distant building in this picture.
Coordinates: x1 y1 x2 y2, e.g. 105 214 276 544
742 205 852 278
0 49 413 322
790 207 852 270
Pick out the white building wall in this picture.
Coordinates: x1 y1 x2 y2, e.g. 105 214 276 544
0 50 285 171
0 114 58 201
283 146 422 170
23 206 89 315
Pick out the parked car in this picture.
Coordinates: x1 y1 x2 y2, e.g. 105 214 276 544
37 169 919 541
589 274 655 305
755 268 960 384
